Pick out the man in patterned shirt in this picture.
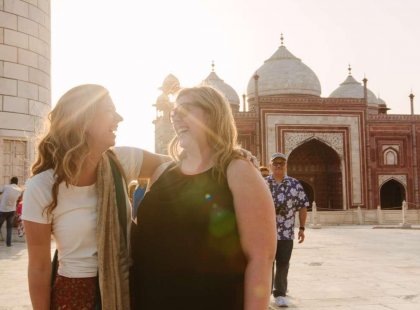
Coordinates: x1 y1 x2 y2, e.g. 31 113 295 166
265 153 309 307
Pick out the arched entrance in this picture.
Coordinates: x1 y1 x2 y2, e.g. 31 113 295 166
288 139 343 210
300 180 314 210
380 179 405 209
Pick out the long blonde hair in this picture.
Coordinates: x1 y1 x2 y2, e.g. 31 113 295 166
32 84 109 215
168 86 242 181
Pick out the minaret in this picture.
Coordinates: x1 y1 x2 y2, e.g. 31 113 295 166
253 72 260 112
153 74 180 154
409 92 415 115
409 91 419 205
0 0 51 185
362 75 368 103
362 74 372 208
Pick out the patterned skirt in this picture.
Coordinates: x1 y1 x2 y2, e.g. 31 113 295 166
51 275 98 310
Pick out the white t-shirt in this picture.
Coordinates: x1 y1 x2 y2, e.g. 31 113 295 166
0 184 23 212
22 147 143 278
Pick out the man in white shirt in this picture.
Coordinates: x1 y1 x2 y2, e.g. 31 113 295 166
0 177 23 246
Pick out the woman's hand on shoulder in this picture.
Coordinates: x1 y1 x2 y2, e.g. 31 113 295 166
148 161 174 188
139 150 171 178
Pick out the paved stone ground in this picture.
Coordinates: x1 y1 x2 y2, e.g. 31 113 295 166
1 226 419 309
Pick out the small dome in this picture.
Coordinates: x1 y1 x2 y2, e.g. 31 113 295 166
329 74 378 104
160 74 180 94
247 43 321 98
202 71 240 106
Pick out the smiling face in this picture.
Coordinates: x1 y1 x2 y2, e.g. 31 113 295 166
86 95 123 153
170 95 209 150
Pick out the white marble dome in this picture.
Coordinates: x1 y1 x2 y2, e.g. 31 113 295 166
247 44 321 98
377 97 386 105
202 71 240 106
329 74 378 104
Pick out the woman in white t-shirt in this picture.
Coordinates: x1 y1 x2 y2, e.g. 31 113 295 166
22 84 168 310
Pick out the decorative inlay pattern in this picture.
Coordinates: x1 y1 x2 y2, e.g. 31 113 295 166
382 145 400 151
284 132 343 158
266 114 362 204
369 114 420 121
378 175 407 187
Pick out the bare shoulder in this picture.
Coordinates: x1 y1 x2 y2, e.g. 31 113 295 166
227 158 261 187
227 158 256 175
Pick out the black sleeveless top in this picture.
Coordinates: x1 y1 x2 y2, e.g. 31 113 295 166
130 163 246 309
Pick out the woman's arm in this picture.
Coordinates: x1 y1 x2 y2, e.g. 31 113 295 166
138 150 171 178
227 159 277 310
24 220 52 310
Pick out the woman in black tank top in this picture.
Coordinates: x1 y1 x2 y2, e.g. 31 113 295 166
130 86 276 310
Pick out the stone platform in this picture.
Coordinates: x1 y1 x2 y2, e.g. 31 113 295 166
1 226 419 309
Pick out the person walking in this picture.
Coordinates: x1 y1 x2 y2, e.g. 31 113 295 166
0 177 23 247
265 153 309 307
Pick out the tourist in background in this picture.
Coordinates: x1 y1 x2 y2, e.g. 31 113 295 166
0 176 23 247
259 166 270 178
265 153 309 307
131 179 148 221
15 195 25 237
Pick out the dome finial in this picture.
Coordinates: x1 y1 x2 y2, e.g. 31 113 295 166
348 64 352 76
211 60 215 72
280 33 284 46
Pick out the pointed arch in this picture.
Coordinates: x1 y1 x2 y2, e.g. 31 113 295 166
288 139 343 210
383 147 398 165
379 178 406 209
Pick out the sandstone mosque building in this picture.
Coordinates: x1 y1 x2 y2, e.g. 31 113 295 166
0 0 418 214
154 36 420 211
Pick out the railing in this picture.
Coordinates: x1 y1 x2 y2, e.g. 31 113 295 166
305 200 420 226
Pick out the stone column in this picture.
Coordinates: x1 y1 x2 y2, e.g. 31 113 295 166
0 0 51 185
310 201 322 229
363 78 373 208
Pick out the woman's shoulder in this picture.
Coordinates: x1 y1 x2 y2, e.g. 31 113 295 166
23 170 55 214
26 169 55 188
226 158 262 186
227 157 254 173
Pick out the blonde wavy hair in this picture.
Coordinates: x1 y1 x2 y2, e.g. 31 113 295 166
32 84 109 215
168 86 242 181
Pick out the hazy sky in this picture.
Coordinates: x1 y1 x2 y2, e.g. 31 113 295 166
51 0 420 152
